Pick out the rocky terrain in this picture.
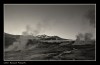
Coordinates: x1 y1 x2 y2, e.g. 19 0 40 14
4 33 95 60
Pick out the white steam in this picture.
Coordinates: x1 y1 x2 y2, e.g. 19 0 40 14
74 9 96 45
5 23 42 51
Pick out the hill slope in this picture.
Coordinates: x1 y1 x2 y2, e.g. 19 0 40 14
4 33 20 48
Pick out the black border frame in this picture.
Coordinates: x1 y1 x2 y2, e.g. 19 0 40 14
0 0 97 64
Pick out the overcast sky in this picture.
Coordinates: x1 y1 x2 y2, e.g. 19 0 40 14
4 4 96 39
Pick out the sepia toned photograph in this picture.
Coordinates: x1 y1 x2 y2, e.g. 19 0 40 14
4 4 96 61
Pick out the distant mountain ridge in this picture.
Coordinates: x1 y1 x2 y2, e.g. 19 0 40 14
4 32 71 40
4 32 72 48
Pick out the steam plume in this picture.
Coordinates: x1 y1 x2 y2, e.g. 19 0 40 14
5 23 42 51
73 33 93 45
85 9 95 27
74 8 96 45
